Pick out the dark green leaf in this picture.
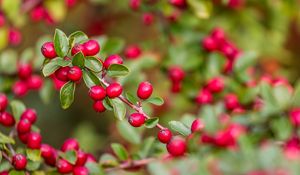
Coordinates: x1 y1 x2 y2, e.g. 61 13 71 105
59 150 77 165
145 97 164 106
72 52 85 68
59 81 75 109
42 57 70 77
54 29 69 57
82 70 101 88
169 121 190 136
111 143 129 161
102 37 125 55
10 100 26 120
85 162 104 175
110 98 126 120
107 64 129 77
125 93 138 105
85 56 103 72
103 98 113 111
145 118 159 128
69 31 88 47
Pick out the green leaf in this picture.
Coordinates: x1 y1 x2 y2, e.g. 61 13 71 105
82 70 101 88
72 52 85 68
85 162 104 175
110 98 126 120
200 105 219 133
8 170 26 175
138 137 155 158
271 117 292 140
260 82 276 106
103 98 113 111
39 79 54 104
0 132 15 144
107 64 129 77
125 93 138 105
273 85 291 110
26 160 41 171
187 0 212 19
169 121 190 136
111 143 129 161
26 149 41 161
0 49 17 74
42 57 69 77
102 37 125 55
99 153 118 167
145 97 164 106
59 81 76 109
10 100 26 120
85 56 103 73
116 121 141 144
292 80 300 107
145 118 159 128
234 51 257 72
54 29 69 57
59 150 77 165
69 31 88 47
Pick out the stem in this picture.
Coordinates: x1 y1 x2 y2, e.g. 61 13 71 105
1 151 12 163
104 158 155 172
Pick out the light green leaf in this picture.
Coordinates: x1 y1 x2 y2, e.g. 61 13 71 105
69 31 88 47
10 100 26 120
54 29 69 57
116 121 141 144
111 143 129 161
82 70 101 88
107 64 129 77
145 97 164 106
26 149 41 161
169 121 190 136
145 118 159 128
59 81 75 109
85 56 103 73
110 98 126 120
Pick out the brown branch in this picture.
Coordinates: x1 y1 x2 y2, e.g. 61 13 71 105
104 158 156 172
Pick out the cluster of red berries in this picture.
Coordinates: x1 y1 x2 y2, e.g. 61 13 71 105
202 28 241 73
12 63 43 97
168 66 185 93
195 77 224 105
0 12 22 46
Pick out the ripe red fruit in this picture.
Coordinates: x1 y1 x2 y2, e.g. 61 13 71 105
71 44 85 56
93 101 106 113
21 109 37 124
68 66 82 82
169 0 187 8
17 119 32 134
12 154 27 170
168 66 185 82
18 133 29 144
0 112 15 127
27 132 42 149
89 86 106 101
0 170 9 175
41 144 55 158
30 6 46 22
195 89 213 105
12 81 28 97
103 54 123 69
166 137 186 157
65 0 77 7
0 14 5 27
73 166 89 175
41 42 57 59
83 40 100 56
171 81 182 93
128 113 146 127
142 13 154 26
289 108 300 127
137 81 153 99
191 119 204 133
9 28 22 46
206 77 224 93
18 64 32 80
27 75 43 90
125 45 141 59
224 94 240 110
220 42 239 60
61 138 80 152
57 159 73 174
157 128 172 144
0 93 8 112
129 0 141 10
211 28 226 44
55 67 70 82
106 83 123 98
202 37 217 52
75 150 87 166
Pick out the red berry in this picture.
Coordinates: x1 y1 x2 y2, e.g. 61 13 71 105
129 0 141 10
106 83 123 98
18 63 32 80
93 101 106 113
30 6 46 22
228 0 244 10
220 42 239 60
166 137 186 157
61 138 80 152
0 112 15 127
157 128 172 144
0 171 9 175
142 13 154 26
191 119 204 133
202 37 217 52
68 66 82 82
27 132 42 149
9 28 22 46
89 86 106 101
41 42 57 59
12 81 28 97
73 166 89 175
55 67 70 82
103 54 123 69
0 93 8 112
169 0 187 8
75 150 87 166
168 66 185 82
57 159 73 174
211 28 226 44
171 81 182 93
65 0 77 7
206 77 224 93
85 153 97 163
12 154 27 170
41 144 55 158
27 75 43 90
125 45 141 59
128 113 146 127
224 94 240 110
83 40 100 56
0 14 6 27
137 81 153 99
195 89 213 105
289 108 300 127
17 119 32 134
71 44 85 56
18 133 29 144
20 109 37 124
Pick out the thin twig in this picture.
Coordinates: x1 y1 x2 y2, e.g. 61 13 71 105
105 158 156 172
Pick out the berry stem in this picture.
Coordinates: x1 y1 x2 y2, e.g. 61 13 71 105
104 157 155 172
1 151 12 163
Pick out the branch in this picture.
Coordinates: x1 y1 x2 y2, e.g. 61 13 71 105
104 158 155 172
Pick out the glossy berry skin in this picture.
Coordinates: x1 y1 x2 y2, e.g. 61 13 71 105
168 66 185 82
195 89 213 105
76 150 87 166
137 81 153 99
106 83 123 98
0 94 8 112
57 159 73 174
157 128 172 144
142 13 154 26
73 166 89 175
18 64 32 80
17 119 32 134
21 109 37 124
12 81 28 97
128 113 146 127
191 119 204 133
103 54 123 69
41 144 57 166
93 101 106 113
41 42 57 59
89 86 106 101
27 75 43 90
68 66 82 82
202 37 217 52
71 44 85 56
125 45 141 59
27 132 42 149
83 40 100 56
61 138 80 152
12 154 27 170
289 108 300 127
18 133 29 144
55 67 70 82
206 77 224 93
166 137 186 157
224 94 240 110
0 112 15 127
